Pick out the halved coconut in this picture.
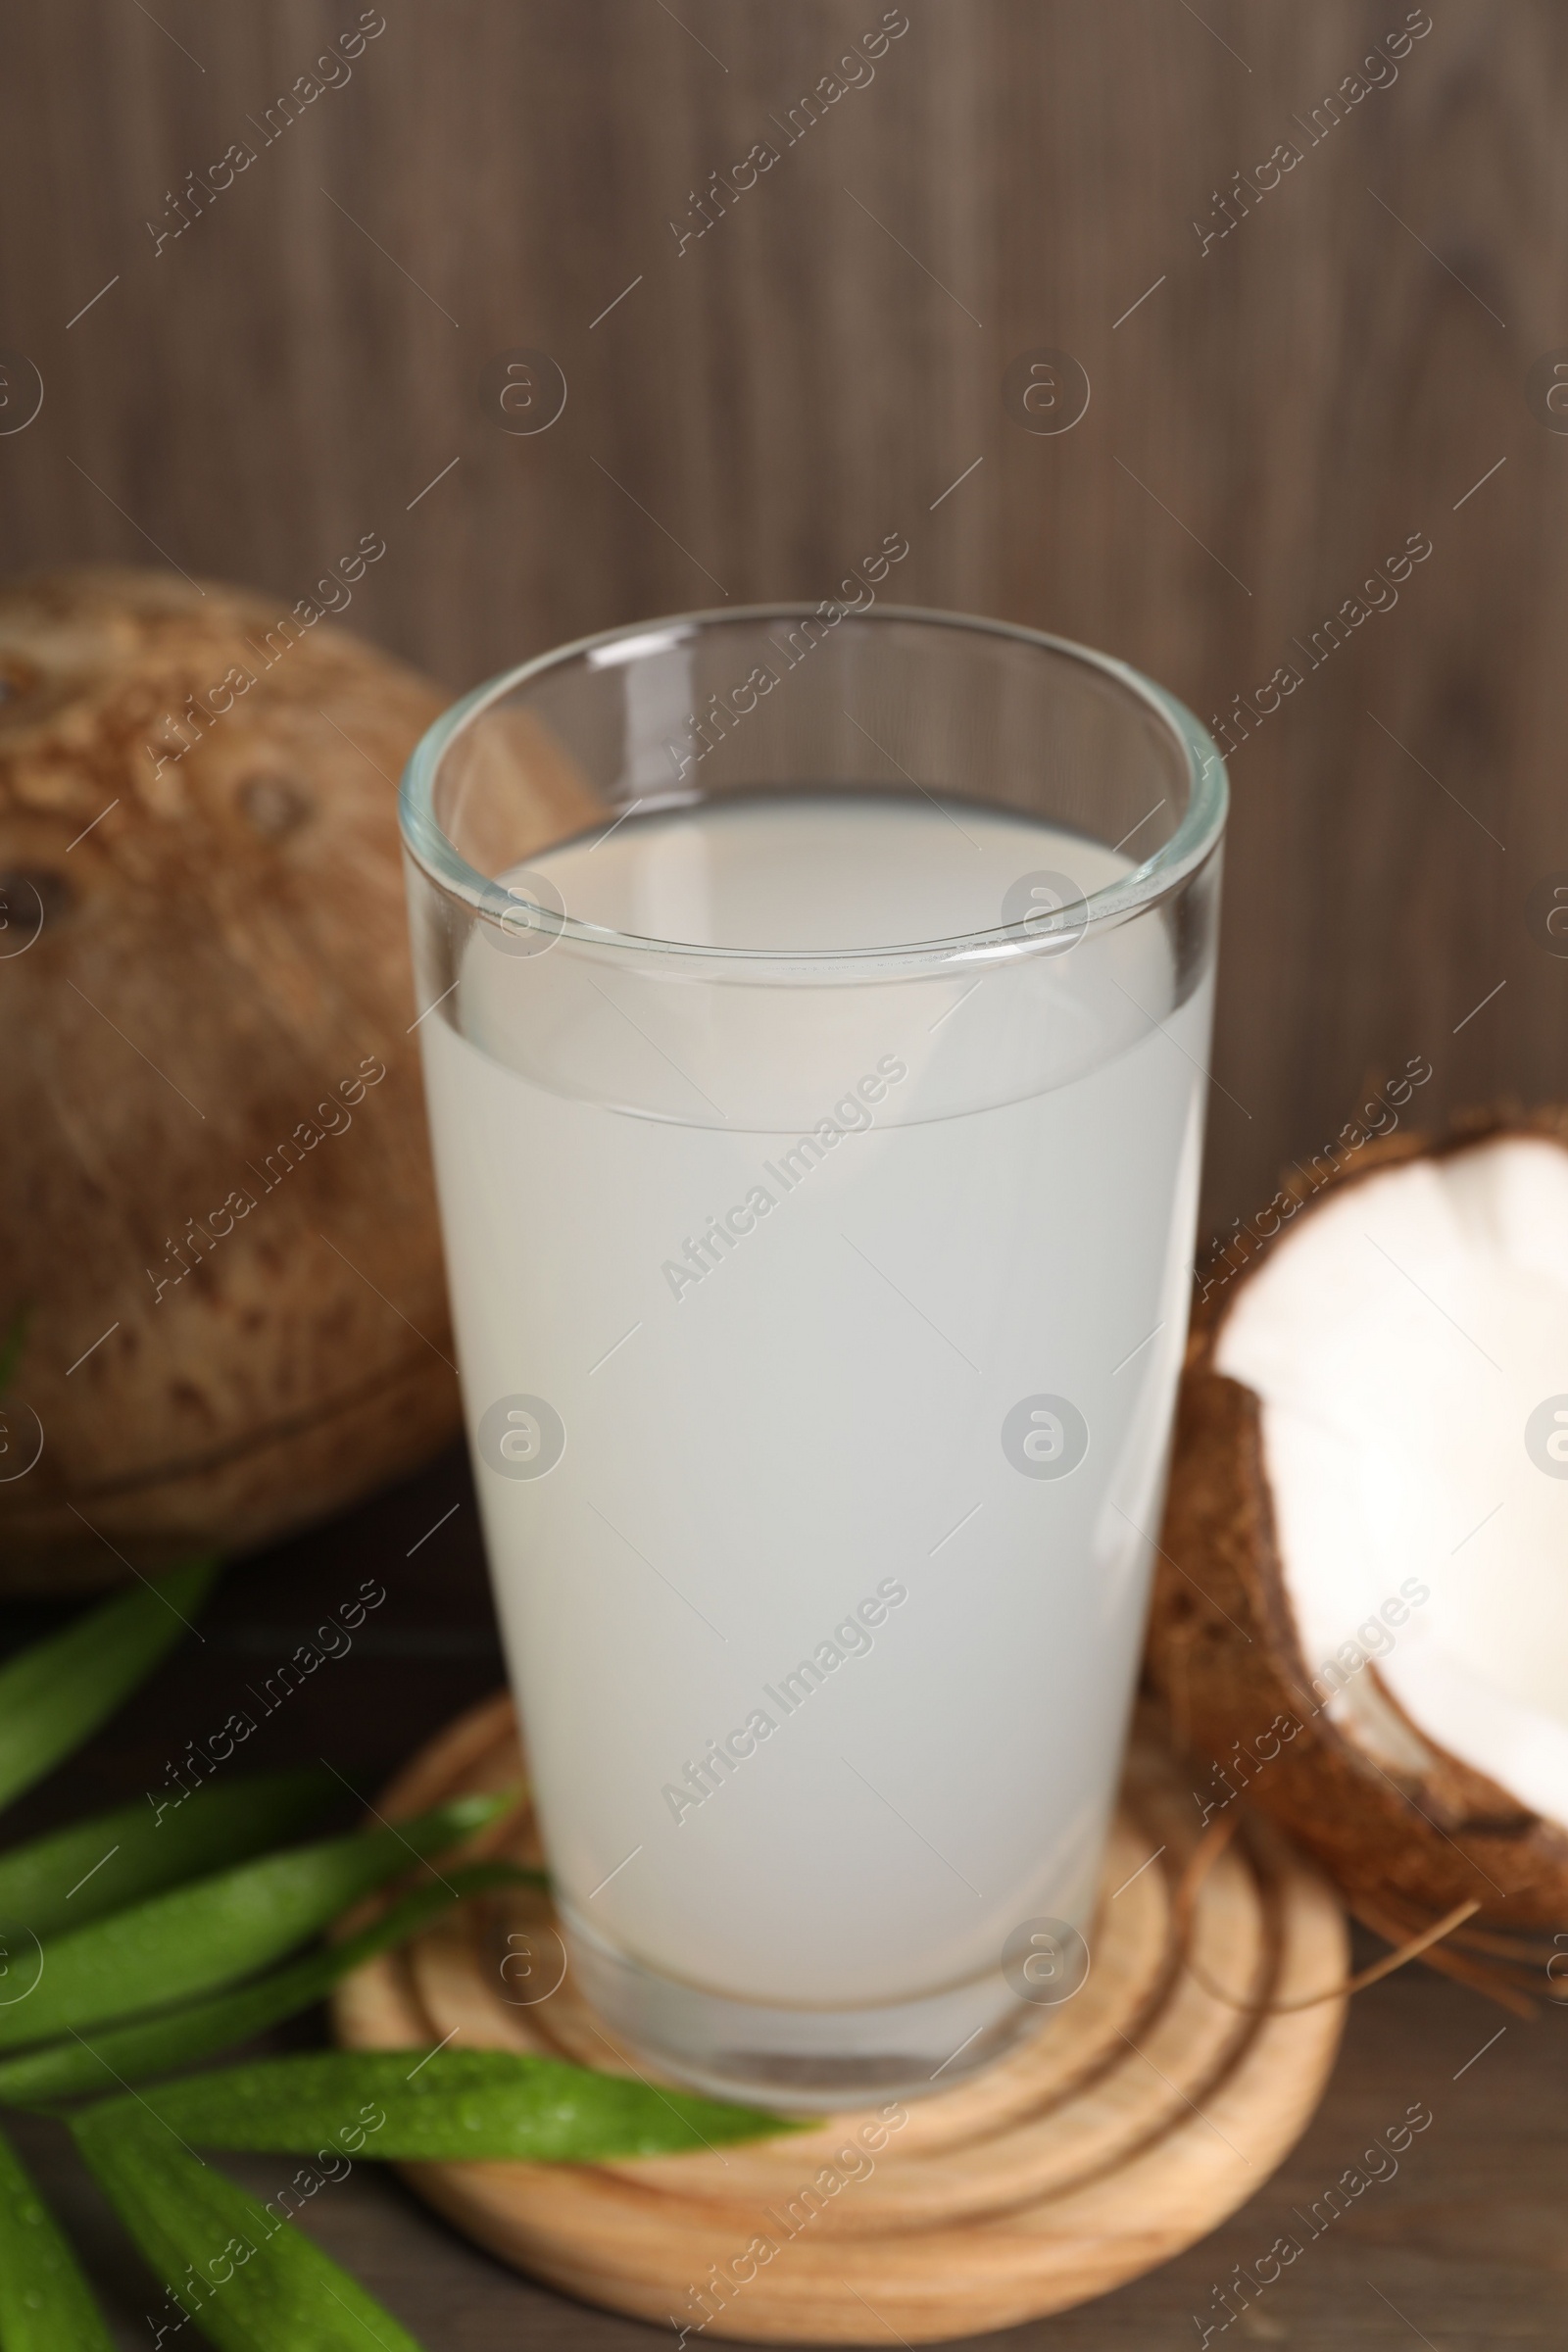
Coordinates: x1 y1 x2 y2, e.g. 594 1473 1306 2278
1148 1115 1568 1933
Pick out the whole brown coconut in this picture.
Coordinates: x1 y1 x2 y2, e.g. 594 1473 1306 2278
0 565 460 1590
1148 1108 1568 1952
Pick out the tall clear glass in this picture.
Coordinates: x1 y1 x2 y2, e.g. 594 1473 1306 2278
399 604 1226 2110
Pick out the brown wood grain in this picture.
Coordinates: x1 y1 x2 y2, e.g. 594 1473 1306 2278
0 1 1561 1241
330 1694 1348 2342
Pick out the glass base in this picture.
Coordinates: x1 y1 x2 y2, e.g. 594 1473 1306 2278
559 1902 1045 2112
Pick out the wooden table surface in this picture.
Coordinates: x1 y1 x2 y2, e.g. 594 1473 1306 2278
4 1449 1561 2352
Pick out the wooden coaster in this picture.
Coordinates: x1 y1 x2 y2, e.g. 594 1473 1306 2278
333 1695 1348 2343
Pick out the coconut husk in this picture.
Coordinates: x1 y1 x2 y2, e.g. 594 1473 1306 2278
0 565 466 1589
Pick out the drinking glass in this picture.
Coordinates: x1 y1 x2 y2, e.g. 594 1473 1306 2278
399 604 1226 2108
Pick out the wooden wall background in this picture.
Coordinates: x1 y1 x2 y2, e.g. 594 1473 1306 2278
2 0 1562 1240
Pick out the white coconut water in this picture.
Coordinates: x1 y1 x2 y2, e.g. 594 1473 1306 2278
418 795 1211 2014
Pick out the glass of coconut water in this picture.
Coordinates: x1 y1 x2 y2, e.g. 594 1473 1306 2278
400 605 1226 2108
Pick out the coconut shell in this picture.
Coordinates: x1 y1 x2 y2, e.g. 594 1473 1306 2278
1147 1113 1568 1932
0 565 464 1590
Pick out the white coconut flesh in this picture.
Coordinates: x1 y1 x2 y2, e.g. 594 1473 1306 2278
1214 1135 1568 1833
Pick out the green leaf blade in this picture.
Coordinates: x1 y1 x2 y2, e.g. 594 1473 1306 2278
0 2118 115 2350
99 2048 803 2163
0 1863 537 2107
0 1791 509 2054
0 1558 220 1815
0 1768 333 1942
74 2109 425 2352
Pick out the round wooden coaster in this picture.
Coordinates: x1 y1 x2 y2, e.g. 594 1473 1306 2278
334 1695 1348 2343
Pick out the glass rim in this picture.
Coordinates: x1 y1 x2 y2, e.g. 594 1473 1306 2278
399 602 1228 973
